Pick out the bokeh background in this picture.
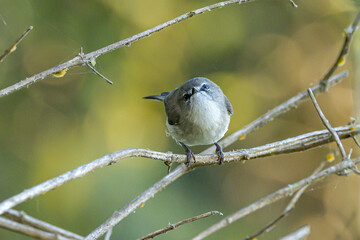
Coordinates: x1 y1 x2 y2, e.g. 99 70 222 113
0 0 359 239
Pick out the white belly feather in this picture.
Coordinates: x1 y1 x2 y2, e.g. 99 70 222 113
166 93 230 146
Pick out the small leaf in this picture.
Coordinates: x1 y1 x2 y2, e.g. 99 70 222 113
52 69 68 78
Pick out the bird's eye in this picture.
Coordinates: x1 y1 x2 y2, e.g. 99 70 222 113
201 84 210 90
183 94 191 101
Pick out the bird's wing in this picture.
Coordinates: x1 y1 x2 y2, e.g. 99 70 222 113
224 95 233 115
164 92 181 125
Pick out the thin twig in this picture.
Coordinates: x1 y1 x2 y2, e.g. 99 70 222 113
104 228 112 240
307 88 347 160
78 48 113 84
288 0 298 8
192 158 359 240
0 216 73 240
243 161 325 240
0 26 33 63
137 211 222 240
0 124 357 218
280 225 311 240
353 136 360 148
0 0 253 98
320 11 360 91
2 209 83 240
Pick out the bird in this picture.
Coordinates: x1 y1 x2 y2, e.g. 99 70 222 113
144 77 233 166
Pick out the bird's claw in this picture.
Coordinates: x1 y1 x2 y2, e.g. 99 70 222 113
215 142 224 165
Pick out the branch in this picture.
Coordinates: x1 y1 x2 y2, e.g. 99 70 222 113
307 88 347 159
137 211 222 240
320 11 360 91
1 209 83 240
0 216 73 240
0 124 357 218
280 225 311 240
0 26 33 63
0 0 253 98
204 71 348 154
243 161 325 240
192 158 360 240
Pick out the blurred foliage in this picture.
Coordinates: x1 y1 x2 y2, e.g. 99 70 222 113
0 0 359 239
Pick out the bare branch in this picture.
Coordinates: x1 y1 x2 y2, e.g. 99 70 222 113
288 0 298 8
78 49 113 85
205 71 348 154
0 124 357 218
0 216 73 240
2 209 83 240
0 26 33 63
243 161 325 240
320 11 360 91
0 0 254 98
137 211 222 240
280 225 311 240
307 88 347 159
192 158 360 240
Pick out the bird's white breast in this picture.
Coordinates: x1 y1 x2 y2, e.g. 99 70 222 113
166 92 230 146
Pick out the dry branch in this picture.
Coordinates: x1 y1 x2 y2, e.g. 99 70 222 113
0 0 253 98
137 211 222 240
243 161 325 240
0 124 357 219
192 158 360 240
0 216 73 240
280 225 311 240
308 88 347 159
1 209 83 240
320 11 360 91
0 26 33 63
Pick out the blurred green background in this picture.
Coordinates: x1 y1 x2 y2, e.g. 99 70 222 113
0 0 359 239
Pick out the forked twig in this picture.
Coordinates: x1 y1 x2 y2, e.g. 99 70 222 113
243 161 325 240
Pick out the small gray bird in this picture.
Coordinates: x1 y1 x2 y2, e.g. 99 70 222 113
144 77 233 166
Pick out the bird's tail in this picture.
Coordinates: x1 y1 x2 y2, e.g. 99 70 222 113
143 92 169 102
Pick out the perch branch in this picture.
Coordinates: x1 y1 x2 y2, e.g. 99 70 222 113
0 0 254 98
320 11 360 91
0 124 358 218
243 161 325 240
1 209 83 240
0 26 33 63
137 211 222 240
280 225 311 240
307 88 347 159
192 158 360 240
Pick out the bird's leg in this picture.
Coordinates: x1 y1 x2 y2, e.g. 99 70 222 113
214 142 224 165
180 142 195 166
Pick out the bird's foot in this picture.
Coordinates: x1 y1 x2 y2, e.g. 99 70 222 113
214 142 224 165
180 142 196 166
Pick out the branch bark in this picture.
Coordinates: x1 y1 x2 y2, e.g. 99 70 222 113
0 0 253 98
280 225 311 240
0 26 33 63
1 209 83 240
0 124 357 218
192 158 360 239
137 211 222 240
